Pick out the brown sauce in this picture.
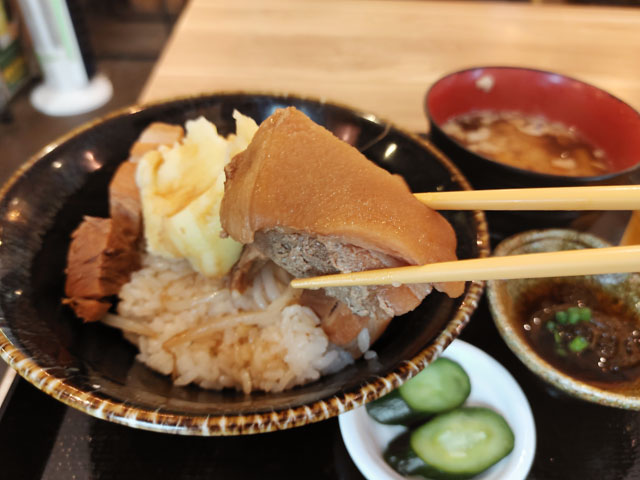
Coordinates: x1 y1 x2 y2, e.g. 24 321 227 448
516 280 640 384
442 111 610 177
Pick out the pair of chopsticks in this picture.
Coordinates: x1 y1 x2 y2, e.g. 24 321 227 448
291 185 640 289
415 185 640 211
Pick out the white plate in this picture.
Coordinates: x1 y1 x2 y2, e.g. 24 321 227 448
339 339 536 480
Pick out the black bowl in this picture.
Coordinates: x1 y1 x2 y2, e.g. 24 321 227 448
0 93 488 435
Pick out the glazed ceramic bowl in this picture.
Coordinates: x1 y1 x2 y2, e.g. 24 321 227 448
487 229 640 409
426 66 640 190
0 93 489 435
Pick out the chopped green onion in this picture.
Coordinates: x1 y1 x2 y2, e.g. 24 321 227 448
555 347 567 357
579 307 591 322
556 311 568 325
567 307 581 324
546 321 556 332
569 336 589 353
554 331 562 344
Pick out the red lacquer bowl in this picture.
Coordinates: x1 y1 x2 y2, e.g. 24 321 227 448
426 66 640 189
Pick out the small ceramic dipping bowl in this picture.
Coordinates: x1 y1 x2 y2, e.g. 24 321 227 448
426 66 640 190
487 229 640 410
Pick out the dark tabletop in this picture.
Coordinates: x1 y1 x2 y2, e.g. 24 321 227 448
2 292 640 480
1 207 638 480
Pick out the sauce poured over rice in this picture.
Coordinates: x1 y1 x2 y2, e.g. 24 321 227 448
105 254 357 393
442 110 609 177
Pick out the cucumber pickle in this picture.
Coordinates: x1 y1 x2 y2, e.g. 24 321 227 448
366 357 515 479
384 407 515 480
366 357 471 425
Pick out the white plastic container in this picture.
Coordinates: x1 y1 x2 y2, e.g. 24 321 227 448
18 0 111 116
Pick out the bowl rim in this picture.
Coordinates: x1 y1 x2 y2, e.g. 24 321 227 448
0 91 490 435
487 228 640 410
424 65 640 182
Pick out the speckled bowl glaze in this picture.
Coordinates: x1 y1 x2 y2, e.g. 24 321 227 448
0 93 489 435
487 229 640 409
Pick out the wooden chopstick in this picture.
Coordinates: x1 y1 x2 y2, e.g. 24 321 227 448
290 245 640 289
415 185 640 210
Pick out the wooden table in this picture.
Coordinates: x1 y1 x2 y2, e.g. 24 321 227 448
140 0 640 133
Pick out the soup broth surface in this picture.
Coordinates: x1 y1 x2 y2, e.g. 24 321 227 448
442 111 610 177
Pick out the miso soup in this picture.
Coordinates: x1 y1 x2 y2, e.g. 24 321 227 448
442 111 610 177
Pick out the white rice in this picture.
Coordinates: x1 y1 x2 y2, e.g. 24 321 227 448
363 350 378 360
105 253 353 393
356 327 370 354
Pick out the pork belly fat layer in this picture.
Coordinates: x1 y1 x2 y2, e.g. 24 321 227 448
220 106 464 299
109 161 142 243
